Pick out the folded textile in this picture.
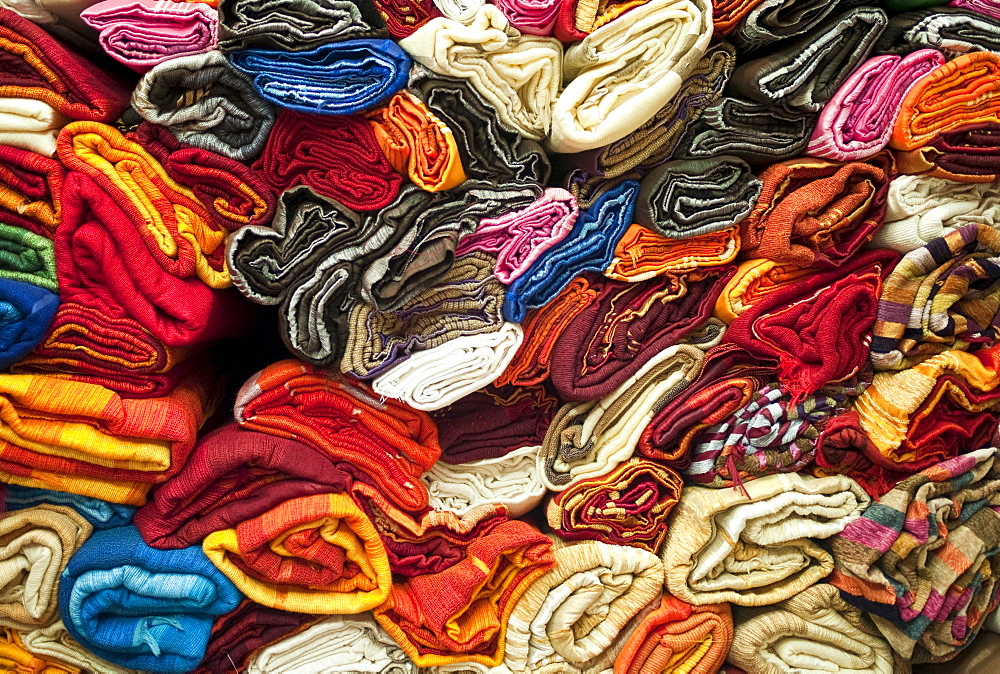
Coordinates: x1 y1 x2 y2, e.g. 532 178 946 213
614 594 732 674
552 0 647 41
0 627 77 673
831 448 1000 662
951 0 1000 18
229 38 412 115
876 7 1000 56
218 0 387 51
504 540 663 673
80 0 217 72
195 600 319 674
727 583 897 674
58 525 242 672
661 472 870 606
1 485 134 529
739 153 896 268
0 277 56 369
0 99 68 158
712 0 765 35
432 0 482 21
374 0 441 38
0 0 97 49
424 444 546 518
20 620 140 674
807 50 946 162
371 322 524 411
870 224 1000 370
897 122 1000 183
0 214 56 289
605 223 740 283
0 505 90 630
131 51 275 162
549 0 712 153
0 146 62 236
492 0 557 34
891 51 1000 151
546 458 683 554
729 7 887 113
728 0 847 49
245 614 414 673
365 91 466 192
399 5 561 141
713 259 817 324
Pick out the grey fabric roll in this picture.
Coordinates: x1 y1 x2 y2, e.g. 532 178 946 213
218 0 386 52
732 0 848 50
875 8 1000 57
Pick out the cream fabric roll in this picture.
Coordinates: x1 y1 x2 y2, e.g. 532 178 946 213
727 584 896 674
504 540 663 673
0 99 70 157
424 444 546 517
432 0 483 22
661 473 870 607
399 5 561 140
549 0 712 153
20 620 141 674
372 322 523 411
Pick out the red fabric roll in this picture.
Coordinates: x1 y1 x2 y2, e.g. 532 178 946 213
0 145 64 235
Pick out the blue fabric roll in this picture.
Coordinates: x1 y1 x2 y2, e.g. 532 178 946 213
3 484 135 528
0 277 58 369
503 181 639 323
59 525 243 672
229 39 411 114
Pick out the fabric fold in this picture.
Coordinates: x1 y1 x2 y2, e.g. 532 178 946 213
896 121 1000 183
218 0 387 51
876 7 1000 55
20 620 140 674
424 444 546 518
0 146 63 235
195 600 319 674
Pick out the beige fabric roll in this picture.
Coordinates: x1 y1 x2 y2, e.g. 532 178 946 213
504 540 663 673
19 620 140 674
0 505 91 630
727 584 897 674
424 444 546 518
661 473 870 607
0 99 69 157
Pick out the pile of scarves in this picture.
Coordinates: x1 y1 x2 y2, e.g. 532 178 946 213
0 0 995 671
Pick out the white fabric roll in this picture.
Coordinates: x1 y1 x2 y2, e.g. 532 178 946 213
431 0 483 22
0 99 69 157
424 444 546 517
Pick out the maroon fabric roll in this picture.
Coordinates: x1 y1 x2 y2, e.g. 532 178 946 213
896 122 1000 183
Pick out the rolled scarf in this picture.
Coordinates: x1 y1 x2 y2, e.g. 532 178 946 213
634 156 761 239
877 7 1000 55
713 258 818 324
371 322 524 411
605 224 740 283
739 153 896 268
0 278 56 369
504 541 663 673
20 620 140 674
614 595 733 674
729 7 887 113
896 122 1000 183
0 505 90 630
229 38 412 115
233 360 441 517
431 383 558 464
830 448 1000 663
425 444 546 518
546 458 683 554
807 50 946 162
195 601 319 674
891 51 1000 151
0 146 62 236
727 583 897 674
131 50 275 162
455 187 578 285
661 472 870 606
549 0 712 153
252 108 401 212
373 519 554 667
58 525 242 672
245 614 414 674
728 0 847 49
677 96 818 165
398 5 561 141
541 345 708 490
218 0 387 51
951 0 1000 18
365 91 466 192
870 224 1000 370
374 0 441 38
491 0 556 34
0 627 77 673
80 0 217 72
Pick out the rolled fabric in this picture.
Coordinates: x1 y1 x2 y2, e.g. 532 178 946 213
896 122 1000 183
218 0 387 51
541 345 707 490
0 0 97 48
252 108 401 212
374 0 441 38
131 51 275 162
713 0 765 35
0 627 77 673
425 444 546 518
549 0 712 153
233 360 441 516
371 322 524 411
20 620 140 674
727 583 897 674
614 595 732 674
58 525 242 672
229 38 411 115
245 614 415 674
365 91 466 192
432 0 482 21
729 7 887 113
0 278 56 369
455 188 578 285
80 0 217 72
739 153 895 268
830 448 1000 662
0 505 90 630
2 486 134 530
951 0 1000 18
891 51 1000 151
0 146 62 235
870 224 1000 370
552 0 648 41
0 99 67 158
399 6 561 141
661 472 870 606
807 50 946 162
546 458 683 554
713 259 817 324
492 0 557 34
728 0 846 49
918 632 1000 674
635 156 760 239
504 540 663 673
677 96 818 164
876 7 1000 56
605 224 740 282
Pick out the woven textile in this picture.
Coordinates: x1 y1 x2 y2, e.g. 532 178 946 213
1 485 134 529
19 620 139 674
897 122 1000 183
424 444 546 517
876 7 1000 55
217 0 387 51
0 146 63 234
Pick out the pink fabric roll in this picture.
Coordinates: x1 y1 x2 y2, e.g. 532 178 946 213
806 49 945 162
492 0 560 35
950 0 1000 20
81 0 218 72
